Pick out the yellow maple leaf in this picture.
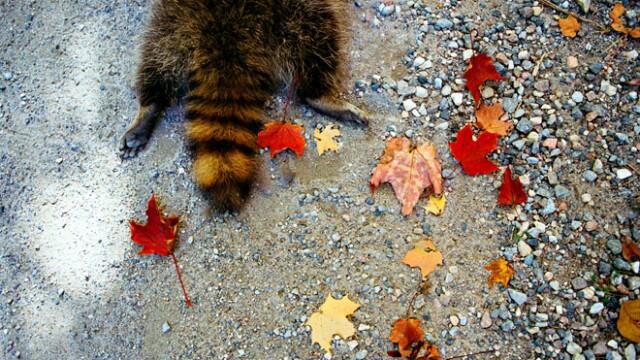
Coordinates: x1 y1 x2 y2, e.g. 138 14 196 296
618 299 640 343
558 15 580 38
425 194 446 216
485 257 514 289
475 102 512 137
402 239 443 278
314 125 340 155
306 295 360 355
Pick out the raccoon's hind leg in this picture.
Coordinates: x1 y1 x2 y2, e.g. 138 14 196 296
304 96 372 126
120 56 177 159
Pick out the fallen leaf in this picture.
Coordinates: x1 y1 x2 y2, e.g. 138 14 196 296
370 138 443 216
257 121 305 158
558 15 581 38
618 299 640 343
610 3 640 38
464 53 504 105
622 237 640 262
130 195 192 307
425 194 446 216
306 295 360 355
485 257 514 289
449 124 499 176
403 239 443 278
476 102 512 136
498 167 527 206
314 125 340 155
389 318 425 357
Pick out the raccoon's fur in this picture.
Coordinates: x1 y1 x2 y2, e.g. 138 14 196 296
120 0 369 211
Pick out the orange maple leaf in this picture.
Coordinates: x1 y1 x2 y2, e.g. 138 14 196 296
618 299 640 343
476 102 512 136
485 257 514 289
129 195 192 307
610 3 640 38
558 15 580 38
370 138 443 216
402 240 443 278
256 121 306 158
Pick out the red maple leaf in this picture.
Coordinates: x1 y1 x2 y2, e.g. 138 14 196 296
130 194 192 307
449 124 499 175
497 167 527 206
257 121 306 158
464 53 504 105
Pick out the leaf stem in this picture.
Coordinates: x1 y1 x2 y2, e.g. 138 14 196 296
281 75 300 122
171 253 192 308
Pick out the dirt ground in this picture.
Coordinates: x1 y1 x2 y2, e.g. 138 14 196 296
1 1 639 359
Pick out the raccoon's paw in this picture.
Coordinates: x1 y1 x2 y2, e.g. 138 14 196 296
119 128 150 159
305 96 373 127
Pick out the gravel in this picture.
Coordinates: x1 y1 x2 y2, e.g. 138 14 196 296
1 1 639 359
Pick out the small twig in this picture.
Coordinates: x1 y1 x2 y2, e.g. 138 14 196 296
468 29 478 53
538 0 609 33
405 280 425 318
532 51 550 78
0 126 29 137
446 349 494 359
626 163 640 177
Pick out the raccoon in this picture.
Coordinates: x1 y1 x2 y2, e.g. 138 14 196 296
120 0 371 211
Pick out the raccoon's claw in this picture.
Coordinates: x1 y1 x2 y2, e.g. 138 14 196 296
305 96 372 127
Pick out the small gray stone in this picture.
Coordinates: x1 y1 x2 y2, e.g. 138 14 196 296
582 170 597 182
2 72 12 81
435 18 454 30
571 277 588 290
518 240 532 257
403 99 417 112
508 289 527 305
516 119 533 134
624 344 636 360
554 185 571 198
567 342 582 355
480 312 492 328
607 239 622 255
451 92 464 106
355 350 368 359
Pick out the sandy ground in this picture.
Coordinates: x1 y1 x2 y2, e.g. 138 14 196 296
1 1 639 359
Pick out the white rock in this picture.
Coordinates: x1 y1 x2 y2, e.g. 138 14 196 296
451 92 464 106
518 240 533 257
441 84 452 96
415 86 428 98
589 302 604 315
567 342 582 355
403 99 417 112
413 56 426 68
616 168 632 180
463 49 474 61
450 315 459 326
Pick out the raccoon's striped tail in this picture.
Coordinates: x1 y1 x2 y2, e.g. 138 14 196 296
185 67 272 211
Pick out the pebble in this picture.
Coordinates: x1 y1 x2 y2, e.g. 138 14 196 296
516 119 533 134
450 315 459 326
480 312 492 328
567 342 582 355
571 91 584 103
567 56 579 68
415 86 428 98
582 170 597 182
508 289 527 305
451 92 463 106
517 240 532 257
589 303 604 315
403 99 417 112
616 168 632 180
441 84 451 96
435 18 454 30
2 72 12 81
571 277 588 290
355 350 368 359
162 322 171 333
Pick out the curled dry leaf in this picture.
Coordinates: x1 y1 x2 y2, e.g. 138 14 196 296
618 299 640 343
403 239 443 278
306 295 360 355
314 125 340 155
370 138 443 216
558 15 580 38
464 53 504 105
389 318 424 357
476 102 512 137
622 236 640 262
449 125 499 176
498 167 527 206
485 257 514 289
425 194 446 216
388 318 442 359
257 121 305 158
610 3 640 38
